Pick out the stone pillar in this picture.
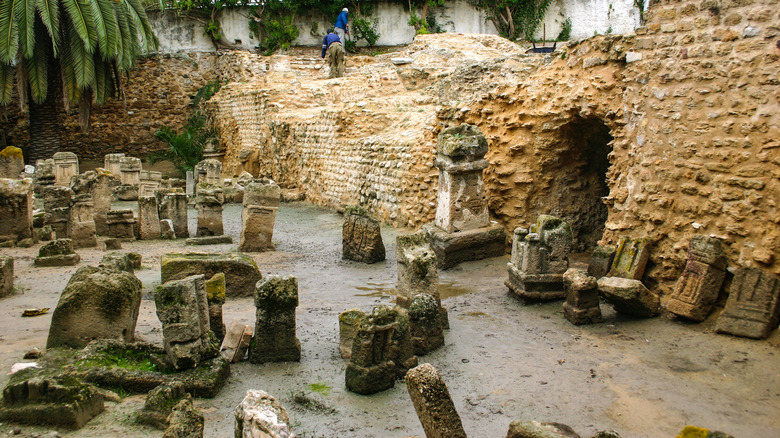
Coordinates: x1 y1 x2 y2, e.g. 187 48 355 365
185 171 194 196
194 159 222 187
396 231 440 308
67 194 97 248
423 124 504 269
588 245 617 279
345 305 399 395
42 185 72 239
0 178 34 244
563 268 602 325
405 363 467 438
0 255 13 298
154 275 218 370
158 191 189 238
106 209 136 240
92 169 115 235
205 273 226 342
716 268 780 339
506 215 573 301
103 153 125 179
0 146 24 178
52 152 79 186
139 170 162 198
250 275 301 363
33 158 55 193
607 236 652 280
138 196 162 240
239 179 280 252
409 294 444 355
342 205 385 263
666 235 728 321
195 184 224 237
117 157 142 200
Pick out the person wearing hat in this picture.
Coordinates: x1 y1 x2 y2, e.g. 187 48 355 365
334 8 349 47
321 28 345 78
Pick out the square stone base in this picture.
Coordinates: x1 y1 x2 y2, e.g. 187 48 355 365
345 361 396 395
505 264 566 301
563 302 603 325
423 223 505 270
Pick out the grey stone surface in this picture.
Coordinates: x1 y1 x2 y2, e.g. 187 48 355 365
405 363 466 438
234 390 294 438
597 276 660 318
342 205 385 263
161 252 261 298
250 276 301 364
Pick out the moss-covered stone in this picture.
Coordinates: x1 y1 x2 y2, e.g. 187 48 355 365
436 124 488 159
137 382 190 430
0 145 23 159
161 252 261 298
38 238 76 257
162 399 204 438
205 272 226 304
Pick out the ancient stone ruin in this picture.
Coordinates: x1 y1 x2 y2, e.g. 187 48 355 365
0 178 34 245
423 124 504 269
103 153 125 178
0 376 105 429
597 237 660 317
139 170 162 198
234 389 295 437
562 269 602 325
0 146 24 178
716 268 780 340
506 215 573 301
194 183 225 237
52 151 79 186
0 255 13 298
205 272 227 342
666 235 728 321
250 275 301 364
220 321 253 363
42 185 72 238
161 252 262 298
342 205 385 263
106 209 137 240
194 158 223 187
68 193 98 248
157 190 189 238
34 238 80 267
239 178 280 252
138 196 162 240
117 156 142 200
405 363 467 438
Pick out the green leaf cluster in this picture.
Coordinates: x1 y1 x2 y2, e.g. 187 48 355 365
468 0 553 41
0 0 158 108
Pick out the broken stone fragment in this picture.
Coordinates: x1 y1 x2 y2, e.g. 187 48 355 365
409 294 444 355
0 255 13 298
137 381 191 430
715 267 780 339
506 420 581 437
346 305 401 395
161 252 262 298
220 321 253 363
597 276 659 317
338 309 366 359
342 205 385 264
206 273 227 342
234 389 294 438
162 399 204 438
607 237 651 280
563 268 602 325
405 363 466 438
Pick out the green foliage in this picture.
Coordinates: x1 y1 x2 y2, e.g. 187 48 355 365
78 349 160 372
556 17 571 41
468 0 553 41
351 17 380 47
307 382 332 395
259 15 300 55
634 0 645 24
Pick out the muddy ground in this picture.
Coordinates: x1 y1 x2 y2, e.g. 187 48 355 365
1 201 779 438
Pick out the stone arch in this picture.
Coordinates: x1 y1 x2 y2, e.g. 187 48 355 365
547 115 614 252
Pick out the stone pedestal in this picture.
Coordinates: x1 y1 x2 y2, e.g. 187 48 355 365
239 180 280 252
33 158 55 193
396 231 440 308
425 124 504 269
195 184 224 237
194 159 222 187
106 209 136 240
405 363 467 438
563 269 602 325
52 152 79 186
666 235 728 321
158 191 189 238
139 170 162 198
70 170 114 236
68 194 97 248
506 215 573 301
608 236 652 280
250 275 301 364
716 268 780 339
118 157 142 200
42 185 72 238
0 146 24 178
342 205 385 263
138 196 162 240
0 178 34 244
103 153 125 178
345 306 399 395
34 239 80 266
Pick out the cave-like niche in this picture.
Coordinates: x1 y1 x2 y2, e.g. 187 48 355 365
550 116 613 252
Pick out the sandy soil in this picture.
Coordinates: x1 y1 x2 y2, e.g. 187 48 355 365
1 201 779 438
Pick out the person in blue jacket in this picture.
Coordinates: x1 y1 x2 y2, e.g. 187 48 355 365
321 29 345 78
334 8 349 46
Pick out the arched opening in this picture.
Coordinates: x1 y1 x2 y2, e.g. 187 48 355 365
550 116 613 252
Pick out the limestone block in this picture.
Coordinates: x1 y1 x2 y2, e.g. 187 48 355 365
220 321 253 363
206 273 227 342
597 277 660 317
158 191 189 238
33 158 55 192
35 239 80 266
104 238 122 250
187 235 233 245
98 252 139 274
195 184 224 237
103 153 125 178
250 275 301 364
409 294 444 355
342 205 385 263
52 151 79 186
405 363 466 438
119 157 142 186
346 305 399 395
161 219 176 240
716 268 780 339
106 209 136 240
234 390 294 438
162 399 204 438
138 196 162 240
588 245 616 279
161 252 262 298
608 237 651 280
666 236 728 321
137 382 190 430
0 146 24 178
0 255 13 298
155 275 218 370
506 420 581 438
339 309 366 359
139 170 162 198
194 159 223 186
239 205 277 252
0 376 104 429
563 268 602 325
396 231 439 308
425 223 505 270
0 178 34 243
242 179 280 207
68 194 97 248
46 264 142 348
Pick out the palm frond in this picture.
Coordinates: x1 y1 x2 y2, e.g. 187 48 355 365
62 0 97 53
25 40 48 104
16 0 36 59
68 25 95 89
92 52 114 104
0 62 14 105
90 0 119 60
114 0 134 71
60 28 81 104
122 0 158 52
35 0 60 56
0 0 20 64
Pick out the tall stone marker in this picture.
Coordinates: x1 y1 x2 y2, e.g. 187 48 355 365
506 215 573 301
0 146 24 179
666 235 728 321
194 159 222 187
342 205 385 263
405 363 467 438
68 193 98 248
716 268 780 339
103 153 125 178
158 190 189 238
0 178 34 244
195 183 225 237
52 152 78 186
106 209 136 240
239 179 280 252
117 157 142 200
138 196 162 240
250 275 301 363
345 306 399 395
423 124 504 269
608 236 652 280
139 170 162 198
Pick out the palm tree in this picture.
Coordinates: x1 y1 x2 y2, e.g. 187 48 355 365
0 0 158 163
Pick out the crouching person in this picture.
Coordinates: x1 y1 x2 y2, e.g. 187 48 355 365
322 28 345 78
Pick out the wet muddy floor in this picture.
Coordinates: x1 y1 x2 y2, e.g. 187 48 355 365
1 201 778 437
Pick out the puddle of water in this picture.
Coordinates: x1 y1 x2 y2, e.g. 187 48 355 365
439 281 473 299
354 283 396 297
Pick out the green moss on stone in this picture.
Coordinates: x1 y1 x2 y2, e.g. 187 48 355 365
0 146 23 159
205 273 226 304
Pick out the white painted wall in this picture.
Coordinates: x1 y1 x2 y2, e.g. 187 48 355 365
149 0 639 53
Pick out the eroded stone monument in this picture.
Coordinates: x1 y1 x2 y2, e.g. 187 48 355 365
106 209 136 240
158 191 189 238
0 146 24 179
345 305 402 395
71 169 114 235
117 157 142 200
598 276 660 317
68 193 98 248
194 159 222 187
342 205 385 263
139 170 162 198
0 178 34 244
666 235 728 321
239 179 280 252
195 183 225 237
234 390 295 438
34 238 80 267
33 158 55 192
506 215 573 301
608 236 652 280
422 124 504 269
250 275 301 364
42 185 72 238
716 267 780 339
52 152 79 186
206 273 227 342
138 196 162 240
161 252 262 298
104 153 125 178
405 363 467 438
563 268 602 325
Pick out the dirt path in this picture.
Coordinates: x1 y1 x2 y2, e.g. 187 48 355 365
1 201 778 437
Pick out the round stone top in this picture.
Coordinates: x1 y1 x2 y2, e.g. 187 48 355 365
436 124 488 159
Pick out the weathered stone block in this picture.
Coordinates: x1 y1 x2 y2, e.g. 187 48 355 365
405 363 466 438
409 294 444 355
396 231 439 308
250 275 301 364
162 399 204 438
68 194 97 248
160 219 176 239
0 255 13 298
234 390 294 438
106 209 136 240
588 245 616 279
563 269 602 325
195 184 224 237
339 309 366 359
0 376 104 429
598 277 660 317
35 239 80 266
666 236 729 321
239 205 277 252
138 196 162 240
46 264 142 348
206 273 226 342
346 305 400 395
103 153 125 178
0 178 34 243
0 146 24 178
194 159 222 186
220 321 253 363
608 237 651 280
716 268 780 339
157 191 189 238
342 205 385 263
137 381 190 430
186 235 233 245
506 420 581 438
52 152 79 186
161 253 261 298
425 222 505 270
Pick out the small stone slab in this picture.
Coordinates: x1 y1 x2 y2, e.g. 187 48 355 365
716 267 780 339
597 276 659 317
608 237 651 280
423 223 505 270
563 269 602 325
186 235 233 245
506 420 581 438
588 245 616 279
220 321 253 363
34 253 81 267
342 205 385 264
161 252 261 298
405 363 466 438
